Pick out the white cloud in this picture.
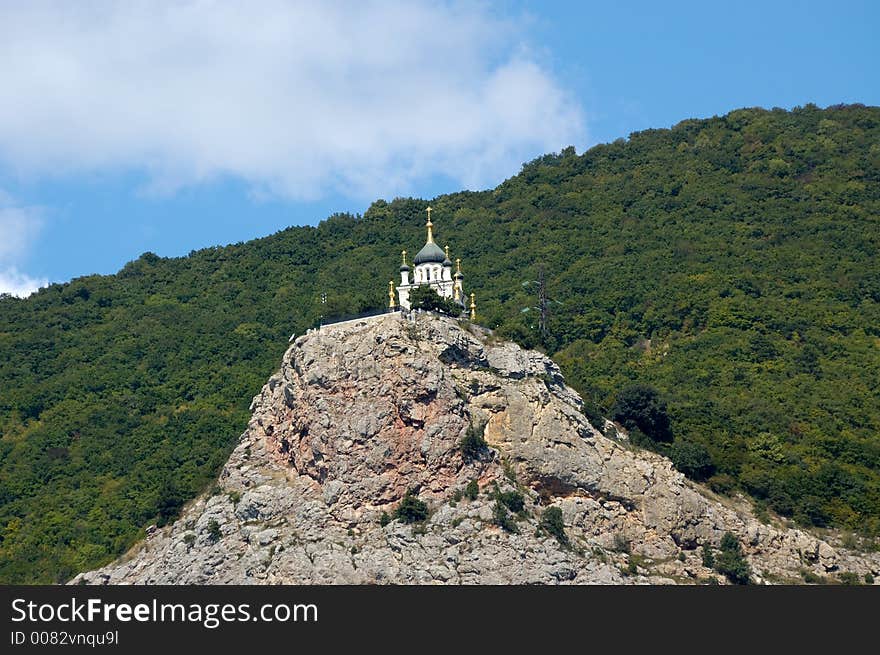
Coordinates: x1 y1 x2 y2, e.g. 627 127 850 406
0 192 46 297
0 267 47 298
0 201 42 263
0 1 585 199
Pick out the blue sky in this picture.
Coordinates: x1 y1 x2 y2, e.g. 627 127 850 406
0 1 878 295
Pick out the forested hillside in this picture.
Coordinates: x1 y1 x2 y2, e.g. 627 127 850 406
1 103 878 582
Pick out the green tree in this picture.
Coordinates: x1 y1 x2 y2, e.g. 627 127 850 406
540 506 568 546
459 424 488 460
714 532 751 585
701 543 715 568
408 285 462 316
393 491 429 524
493 501 517 533
206 520 222 543
497 490 525 513
670 441 715 481
156 479 185 526
611 384 672 442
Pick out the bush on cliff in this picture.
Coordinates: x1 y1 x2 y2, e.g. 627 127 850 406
394 491 429 524
497 489 525 514
611 384 672 443
493 501 518 533
459 423 488 461
206 520 222 543
714 532 751 585
540 507 568 546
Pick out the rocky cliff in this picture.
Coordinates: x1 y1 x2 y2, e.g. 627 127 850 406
74 313 879 584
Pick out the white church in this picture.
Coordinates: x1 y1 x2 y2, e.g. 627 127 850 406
390 207 475 319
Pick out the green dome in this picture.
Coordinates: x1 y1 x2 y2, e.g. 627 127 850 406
413 241 446 265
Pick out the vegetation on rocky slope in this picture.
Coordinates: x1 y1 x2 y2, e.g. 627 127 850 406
1 103 878 582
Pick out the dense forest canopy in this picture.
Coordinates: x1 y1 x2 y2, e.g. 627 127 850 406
1 103 878 582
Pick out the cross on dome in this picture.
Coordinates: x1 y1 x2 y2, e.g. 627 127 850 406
425 206 434 243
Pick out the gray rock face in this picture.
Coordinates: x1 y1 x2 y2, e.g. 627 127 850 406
73 314 880 585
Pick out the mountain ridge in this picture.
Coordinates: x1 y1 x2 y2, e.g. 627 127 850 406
1 103 878 583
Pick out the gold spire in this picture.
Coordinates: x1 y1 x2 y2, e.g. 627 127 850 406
444 244 450 260
455 258 462 274
388 280 396 309
401 250 407 266
469 292 476 320
425 206 434 244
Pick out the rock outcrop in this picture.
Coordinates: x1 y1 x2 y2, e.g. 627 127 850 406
74 313 880 584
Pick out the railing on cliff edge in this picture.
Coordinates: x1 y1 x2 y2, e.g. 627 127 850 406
314 304 473 329
292 306 472 342
314 306 402 329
